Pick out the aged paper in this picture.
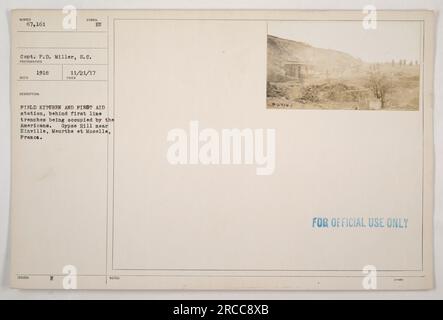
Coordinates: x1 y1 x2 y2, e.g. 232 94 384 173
10 10 435 290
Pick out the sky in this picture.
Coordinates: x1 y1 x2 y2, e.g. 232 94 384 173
268 20 422 63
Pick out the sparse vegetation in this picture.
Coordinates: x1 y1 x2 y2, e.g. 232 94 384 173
266 35 420 111
365 71 393 109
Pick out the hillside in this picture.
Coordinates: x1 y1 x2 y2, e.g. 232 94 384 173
267 35 364 82
266 35 420 110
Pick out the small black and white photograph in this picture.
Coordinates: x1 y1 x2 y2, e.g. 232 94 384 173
267 21 422 110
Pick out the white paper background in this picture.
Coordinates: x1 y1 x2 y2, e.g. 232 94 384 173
0 0 441 299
